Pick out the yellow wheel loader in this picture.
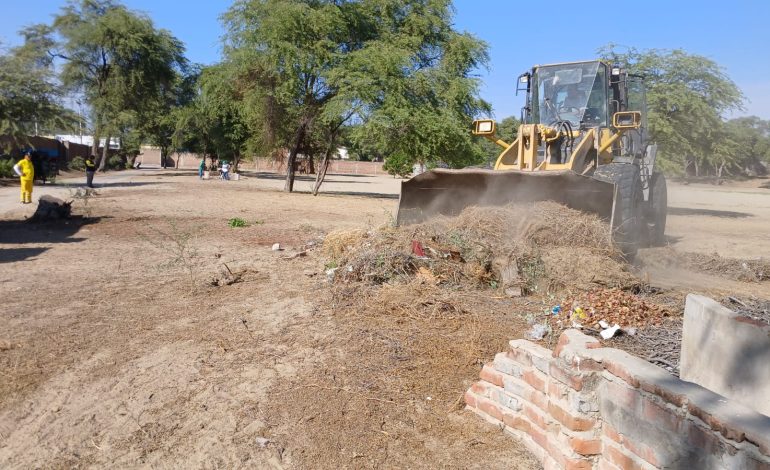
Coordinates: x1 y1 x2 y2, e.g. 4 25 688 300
396 60 667 259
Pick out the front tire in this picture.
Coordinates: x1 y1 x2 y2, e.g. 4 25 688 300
647 171 667 246
593 163 644 260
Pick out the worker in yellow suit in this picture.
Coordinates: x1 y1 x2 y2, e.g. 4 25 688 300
13 152 35 204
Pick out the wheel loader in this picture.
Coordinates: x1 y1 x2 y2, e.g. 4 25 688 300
396 60 667 259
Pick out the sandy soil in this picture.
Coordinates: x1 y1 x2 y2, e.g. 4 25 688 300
0 169 767 468
0 170 536 469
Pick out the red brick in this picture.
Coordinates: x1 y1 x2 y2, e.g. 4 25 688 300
546 437 593 470
477 397 503 421
503 376 549 411
605 443 644 470
503 413 532 434
602 424 623 444
642 397 683 434
464 390 478 408
687 402 746 443
570 437 602 456
548 402 596 432
553 332 572 358
470 381 489 398
506 348 532 367
598 458 622 470
551 362 585 391
522 369 547 393
480 364 504 387
564 459 594 470
604 358 641 388
524 404 550 431
639 380 688 408
548 378 570 400
622 438 662 467
603 379 640 409
529 424 549 451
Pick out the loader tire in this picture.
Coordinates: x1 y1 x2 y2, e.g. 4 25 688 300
647 172 667 246
593 163 643 260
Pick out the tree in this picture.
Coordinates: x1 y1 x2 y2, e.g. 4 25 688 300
51 0 187 170
0 30 77 147
222 0 490 193
599 46 744 176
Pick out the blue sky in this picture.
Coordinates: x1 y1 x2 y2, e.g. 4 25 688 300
4 0 770 119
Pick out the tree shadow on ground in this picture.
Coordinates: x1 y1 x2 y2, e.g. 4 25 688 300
0 216 104 246
295 190 399 200
667 207 753 218
0 247 49 263
89 182 170 188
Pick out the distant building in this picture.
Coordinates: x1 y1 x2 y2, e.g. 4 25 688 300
54 135 120 149
336 146 349 159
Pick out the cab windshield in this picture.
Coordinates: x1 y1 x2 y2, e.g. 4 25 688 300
531 62 607 128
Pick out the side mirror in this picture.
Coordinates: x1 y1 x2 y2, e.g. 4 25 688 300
516 72 531 96
472 119 496 136
613 111 642 129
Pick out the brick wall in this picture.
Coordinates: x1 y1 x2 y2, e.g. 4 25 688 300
465 330 770 469
254 157 385 176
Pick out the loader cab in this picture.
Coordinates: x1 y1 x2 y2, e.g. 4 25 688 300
521 60 648 159
525 61 610 130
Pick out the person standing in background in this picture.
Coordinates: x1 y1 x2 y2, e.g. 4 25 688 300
13 152 35 204
85 155 97 188
199 158 205 179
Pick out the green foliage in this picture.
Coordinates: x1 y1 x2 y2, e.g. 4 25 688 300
69 156 86 171
0 159 16 178
107 155 124 170
383 154 414 177
51 0 187 168
222 0 491 191
599 46 745 177
0 27 78 145
228 217 247 228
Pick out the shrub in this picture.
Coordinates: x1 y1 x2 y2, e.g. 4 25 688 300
228 217 247 228
107 155 124 170
0 159 16 178
69 156 86 171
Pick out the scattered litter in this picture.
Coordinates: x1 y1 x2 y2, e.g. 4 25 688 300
623 327 637 336
271 243 283 251
551 305 562 316
325 267 338 282
255 437 270 448
411 240 425 257
598 320 610 329
600 324 621 340
527 324 549 340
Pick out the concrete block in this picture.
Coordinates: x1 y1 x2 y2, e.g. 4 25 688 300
681 294 770 417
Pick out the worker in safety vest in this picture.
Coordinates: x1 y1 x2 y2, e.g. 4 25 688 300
13 153 35 204
85 155 97 188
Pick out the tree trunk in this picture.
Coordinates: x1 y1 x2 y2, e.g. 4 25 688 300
285 120 308 192
693 158 699 177
307 153 315 174
312 133 337 196
91 124 100 158
98 134 110 171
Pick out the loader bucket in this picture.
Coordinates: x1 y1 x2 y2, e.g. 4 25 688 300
396 169 616 226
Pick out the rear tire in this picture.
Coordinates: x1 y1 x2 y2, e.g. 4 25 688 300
593 163 643 260
647 172 667 246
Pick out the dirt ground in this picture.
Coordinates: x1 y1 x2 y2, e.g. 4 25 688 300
0 169 768 468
